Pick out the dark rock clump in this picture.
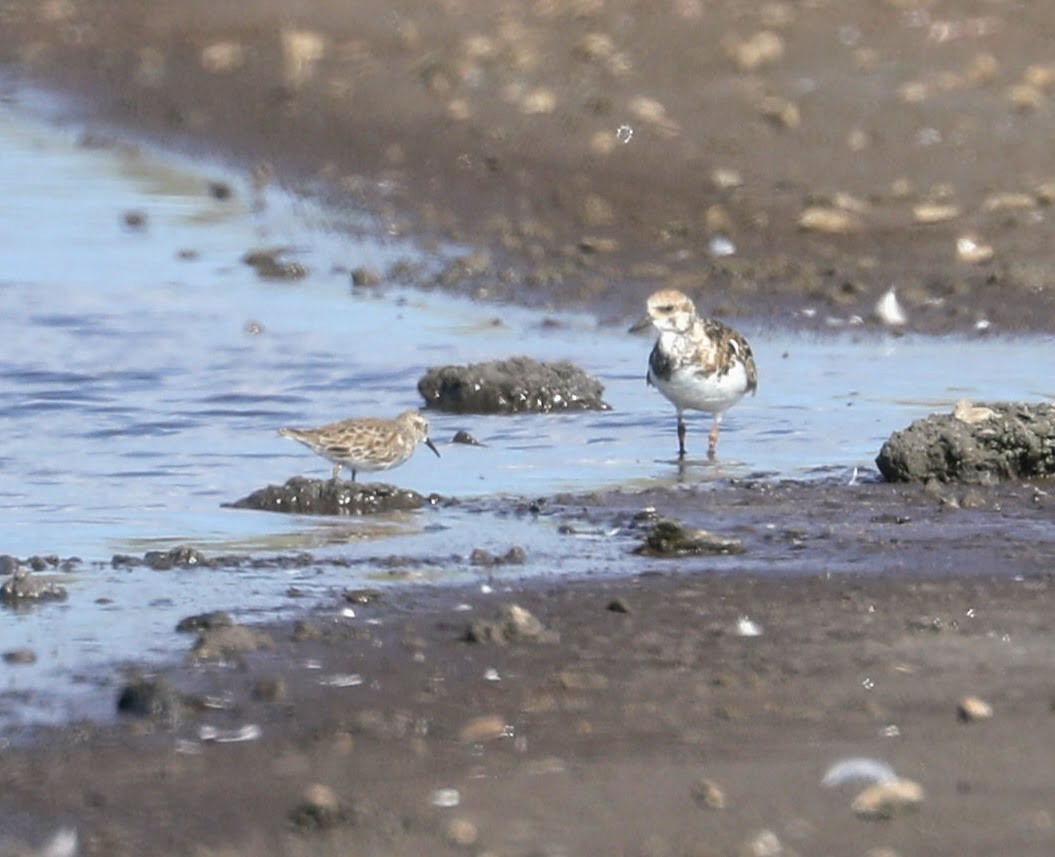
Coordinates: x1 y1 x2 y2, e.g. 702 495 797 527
228 476 437 515
116 674 185 725
634 520 744 557
466 604 559 645
418 356 610 414
876 402 1055 483
175 611 234 633
0 570 68 603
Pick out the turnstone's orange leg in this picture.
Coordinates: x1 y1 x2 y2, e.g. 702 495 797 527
677 414 688 458
707 415 723 460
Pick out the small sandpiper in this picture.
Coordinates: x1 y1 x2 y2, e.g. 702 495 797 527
632 289 758 459
279 409 440 481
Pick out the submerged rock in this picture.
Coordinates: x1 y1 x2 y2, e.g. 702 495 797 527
418 356 610 414
0 570 68 604
876 401 1055 483
634 519 744 557
228 476 436 515
192 625 273 661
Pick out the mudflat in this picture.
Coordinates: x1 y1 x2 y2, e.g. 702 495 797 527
1 2 1054 855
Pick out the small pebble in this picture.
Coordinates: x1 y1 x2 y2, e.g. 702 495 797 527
691 778 727 809
459 714 508 743
740 828 781 857
2 648 36 665
851 778 925 819
798 207 861 234
956 695 994 722
446 817 479 847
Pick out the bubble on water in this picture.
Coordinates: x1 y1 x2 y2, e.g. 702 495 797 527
616 123 634 144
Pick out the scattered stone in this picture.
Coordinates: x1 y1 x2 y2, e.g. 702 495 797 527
634 520 744 557
851 778 925 819
459 714 508 743
144 546 208 570
628 95 681 136
445 817 479 847
350 266 381 287
418 357 610 414
913 202 960 224
206 179 233 200
175 610 234 633
1007 83 1044 111
956 235 994 264
957 695 994 722
2 648 36 665
469 546 526 567
116 674 184 724
726 30 785 71
192 625 274 661
735 615 764 637
430 788 460 808
227 476 435 515
122 209 147 230
343 588 382 605
798 206 861 234
0 556 17 575
982 191 1036 213
292 620 324 641
758 94 801 130
876 402 1055 482
711 167 744 189
451 430 484 446
691 778 727 810
201 41 245 74
242 247 308 281
289 783 349 831
466 604 558 645
740 828 781 857
0 570 68 603
252 677 288 702
606 597 632 614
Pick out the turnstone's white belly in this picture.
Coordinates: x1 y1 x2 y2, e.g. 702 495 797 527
649 353 752 415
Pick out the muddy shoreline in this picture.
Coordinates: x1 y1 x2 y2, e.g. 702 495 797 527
2 1 1055 854
4 1 1055 333
3 479 1055 855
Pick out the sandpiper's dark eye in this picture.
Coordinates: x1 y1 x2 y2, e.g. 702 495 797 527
659 304 674 312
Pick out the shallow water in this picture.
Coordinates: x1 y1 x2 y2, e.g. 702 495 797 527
0 97 1052 728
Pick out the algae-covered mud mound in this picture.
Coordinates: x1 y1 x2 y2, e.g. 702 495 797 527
877 401 1055 483
418 357 610 414
229 477 438 515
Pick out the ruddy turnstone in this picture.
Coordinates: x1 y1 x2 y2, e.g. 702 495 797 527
279 409 440 481
632 288 758 459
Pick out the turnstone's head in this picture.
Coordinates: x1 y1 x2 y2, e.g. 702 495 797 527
644 289 698 334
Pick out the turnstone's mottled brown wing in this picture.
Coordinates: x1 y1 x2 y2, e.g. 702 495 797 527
697 318 758 393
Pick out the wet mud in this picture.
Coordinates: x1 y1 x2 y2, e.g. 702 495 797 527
1 1 1054 854
3 479 1055 855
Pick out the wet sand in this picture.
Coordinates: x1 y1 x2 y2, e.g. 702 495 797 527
1 2 1055 855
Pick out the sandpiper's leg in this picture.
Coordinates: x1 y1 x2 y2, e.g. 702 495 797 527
350 470 357 483
707 414 723 460
676 413 688 458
